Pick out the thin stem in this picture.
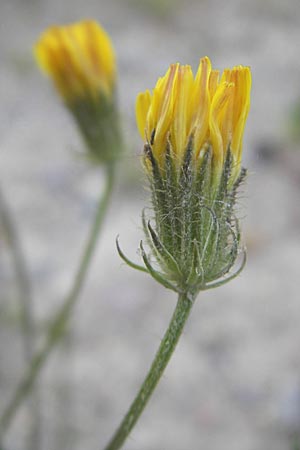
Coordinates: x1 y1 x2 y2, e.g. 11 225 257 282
104 291 194 450
0 184 34 371
0 184 40 450
0 163 115 437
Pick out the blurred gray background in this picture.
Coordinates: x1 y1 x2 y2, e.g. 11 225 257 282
1 0 300 449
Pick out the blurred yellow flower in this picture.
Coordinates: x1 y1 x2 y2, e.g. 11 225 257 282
34 19 116 104
136 57 251 181
34 20 122 164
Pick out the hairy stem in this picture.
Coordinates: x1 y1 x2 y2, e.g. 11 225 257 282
0 163 115 437
104 291 194 450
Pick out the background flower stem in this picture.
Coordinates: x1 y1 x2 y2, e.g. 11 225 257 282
0 184 40 450
0 163 115 438
0 184 34 378
104 291 194 450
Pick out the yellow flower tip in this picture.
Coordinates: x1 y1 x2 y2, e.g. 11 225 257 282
136 90 151 139
136 57 251 175
34 19 116 104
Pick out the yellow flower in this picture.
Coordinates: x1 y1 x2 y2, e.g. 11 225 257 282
34 20 122 164
120 57 251 294
34 19 116 104
136 57 251 181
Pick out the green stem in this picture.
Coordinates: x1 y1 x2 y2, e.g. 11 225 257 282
0 163 115 437
104 291 194 450
0 184 40 450
0 184 34 370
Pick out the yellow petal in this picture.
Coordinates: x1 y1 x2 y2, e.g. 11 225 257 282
231 66 251 165
151 64 179 159
136 90 152 139
209 81 234 168
171 65 194 157
192 56 212 156
208 70 220 100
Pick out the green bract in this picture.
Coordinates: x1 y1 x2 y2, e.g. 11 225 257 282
118 139 246 297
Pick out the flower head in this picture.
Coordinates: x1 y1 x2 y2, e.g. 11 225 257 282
34 20 121 164
136 57 251 183
34 19 115 104
118 57 251 297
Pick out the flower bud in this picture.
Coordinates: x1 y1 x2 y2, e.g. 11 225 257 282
119 57 251 296
35 19 121 164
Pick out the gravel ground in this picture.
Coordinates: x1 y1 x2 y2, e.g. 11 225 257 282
1 0 300 449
